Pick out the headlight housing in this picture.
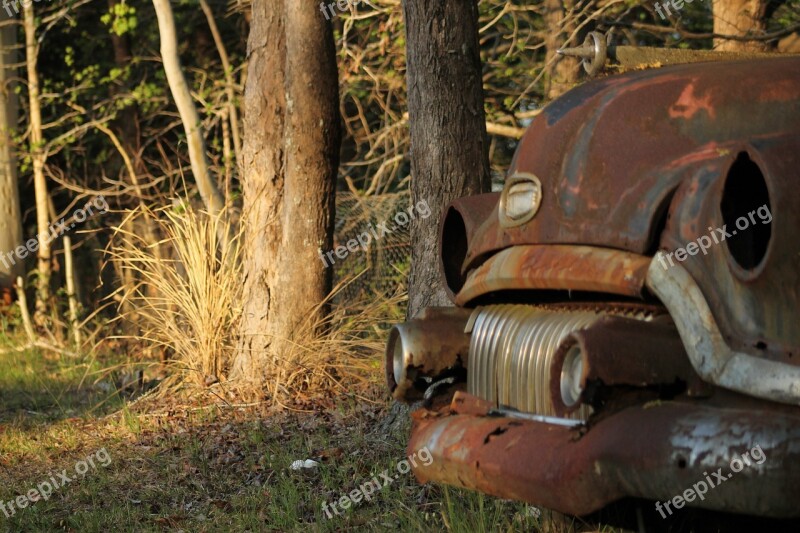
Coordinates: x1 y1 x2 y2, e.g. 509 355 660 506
499 172 543 227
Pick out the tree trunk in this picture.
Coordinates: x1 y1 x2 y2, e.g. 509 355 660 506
402 0 491 319
544 0 580 99
712 0 769 51
0 9 23 294
23 2 51 323
232 0 340 388
152 0 227 222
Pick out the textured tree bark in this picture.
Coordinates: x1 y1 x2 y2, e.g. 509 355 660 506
152 0 227 221
233 0 340 387
0 9 23 292
713 0 769 51
402 0 491 319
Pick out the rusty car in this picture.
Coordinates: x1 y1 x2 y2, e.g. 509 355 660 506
386 50 800 524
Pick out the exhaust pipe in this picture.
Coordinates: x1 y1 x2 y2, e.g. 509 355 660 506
386 307 472 401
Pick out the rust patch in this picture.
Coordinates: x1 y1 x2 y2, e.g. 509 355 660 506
669 81 716 120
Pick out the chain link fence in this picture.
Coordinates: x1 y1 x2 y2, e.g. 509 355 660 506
331 192 412 305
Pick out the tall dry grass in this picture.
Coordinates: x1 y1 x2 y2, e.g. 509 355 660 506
108 203 241 387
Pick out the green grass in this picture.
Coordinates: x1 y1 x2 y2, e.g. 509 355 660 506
0 346 83 421
0 310 131 427
0 404 544 532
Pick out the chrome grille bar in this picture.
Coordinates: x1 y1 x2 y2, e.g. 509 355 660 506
467 305 604 420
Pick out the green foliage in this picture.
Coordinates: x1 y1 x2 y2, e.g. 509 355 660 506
772 0 800 28
131 80 165 114
101 1 138 37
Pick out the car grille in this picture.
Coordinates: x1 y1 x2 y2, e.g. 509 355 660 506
467 304 650 421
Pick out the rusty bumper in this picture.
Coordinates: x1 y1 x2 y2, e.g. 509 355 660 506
409 392 800 518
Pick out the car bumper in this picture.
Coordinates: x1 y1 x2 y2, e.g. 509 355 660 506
408 391 800 518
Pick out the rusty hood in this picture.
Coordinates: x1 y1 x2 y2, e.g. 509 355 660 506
455 56 800 269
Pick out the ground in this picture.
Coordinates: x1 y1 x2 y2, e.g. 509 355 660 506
0 340 605 532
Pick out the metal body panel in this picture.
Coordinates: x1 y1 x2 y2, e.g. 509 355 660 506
458 58 800 268
659 139 800 363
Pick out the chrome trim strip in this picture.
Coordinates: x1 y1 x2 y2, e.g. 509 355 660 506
646 251 800 405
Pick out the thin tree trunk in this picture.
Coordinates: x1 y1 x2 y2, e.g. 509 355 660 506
0 10 23 293
544 0 580 99
152 0 227 223
402 0 491 319
45 196 64 342
16 276 34 342
107 0 143 177
221 108 232 205
233 0 340 387
199 0 242 173
23 2 51 324
713 0 769 51
63 235 81 346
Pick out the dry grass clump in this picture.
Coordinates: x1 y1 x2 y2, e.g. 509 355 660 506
264 276 406 405
108 203 241 387
107 198 405 405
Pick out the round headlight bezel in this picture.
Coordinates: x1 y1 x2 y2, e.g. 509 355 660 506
499 172 543 228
